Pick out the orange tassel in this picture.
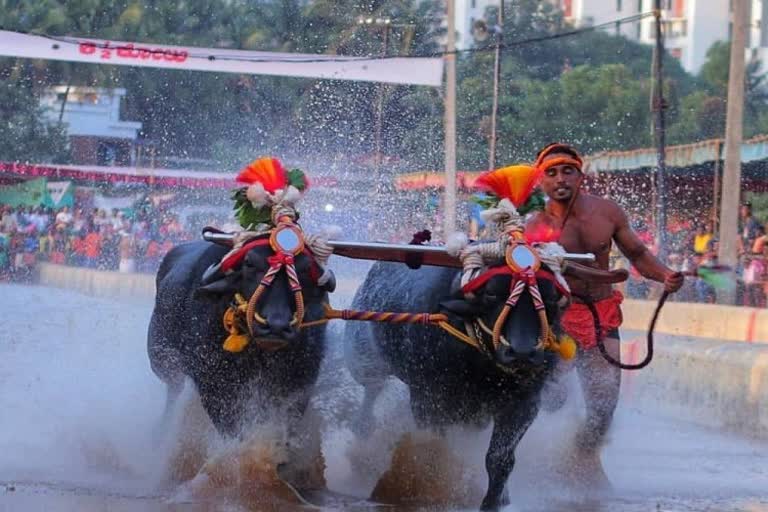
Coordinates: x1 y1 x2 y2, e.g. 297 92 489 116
236 157 288 193
475 165 543 208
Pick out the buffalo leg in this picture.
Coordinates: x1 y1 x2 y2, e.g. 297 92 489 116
147 312 185 438
154 378 184 441
196 379 242 438
352 379 385 437
279 394 326 490
480 397 539 511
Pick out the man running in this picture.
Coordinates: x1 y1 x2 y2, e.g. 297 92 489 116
529 143 684 488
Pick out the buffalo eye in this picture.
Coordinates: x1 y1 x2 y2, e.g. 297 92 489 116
243 253 268 271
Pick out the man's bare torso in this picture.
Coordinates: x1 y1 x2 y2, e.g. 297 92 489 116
540 194 621 301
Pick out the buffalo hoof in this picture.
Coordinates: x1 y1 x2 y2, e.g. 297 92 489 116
172 437 315 507
277 450 327 492
480 496 501 511
479 487 510 511
370 432 481 507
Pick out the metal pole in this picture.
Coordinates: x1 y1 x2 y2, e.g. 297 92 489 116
374 23 390 168
444 0 457 237
652 0 668 259
488 1 504 171
712 140 722 232
718 0 747 270
58 84 71 123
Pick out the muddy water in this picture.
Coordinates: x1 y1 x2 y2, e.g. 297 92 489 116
0 283 766 512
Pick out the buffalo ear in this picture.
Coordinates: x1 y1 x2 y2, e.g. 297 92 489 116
449 273 464 299
439 299 482 318
196 272 241 296
320 269 336 293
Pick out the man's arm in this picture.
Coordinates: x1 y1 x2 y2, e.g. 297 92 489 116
610 202 684 292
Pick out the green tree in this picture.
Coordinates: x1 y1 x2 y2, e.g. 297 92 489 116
670 40 768 142
0 77 68 163
452 0 696 169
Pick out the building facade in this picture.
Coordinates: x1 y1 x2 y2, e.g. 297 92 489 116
748 0 768 73
454 0 768 74
40 87 142 166
454 0 501 49
636 0 729 73
561 0 641 39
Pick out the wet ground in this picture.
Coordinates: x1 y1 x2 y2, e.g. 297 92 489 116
0 283 766 512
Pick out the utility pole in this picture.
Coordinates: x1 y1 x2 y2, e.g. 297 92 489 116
652 0 668 259
358 16 393 185
373 19 391 168
444 0 457 236
718 0 747 271
488 1 504 171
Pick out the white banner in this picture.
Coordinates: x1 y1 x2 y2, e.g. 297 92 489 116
93 192 142 211
0 30 443 87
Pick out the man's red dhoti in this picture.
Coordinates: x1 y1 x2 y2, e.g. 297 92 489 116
561 290 624 350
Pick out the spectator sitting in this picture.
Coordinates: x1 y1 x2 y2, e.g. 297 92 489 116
118 221 137 273
94 209 110 228
1 206 17 233
50 226 68 264
744 225 767 307
84 224 101 269
0 226 9 279
55 206 73 230
739 201 762 255
693 221 714 255
72 208 86 233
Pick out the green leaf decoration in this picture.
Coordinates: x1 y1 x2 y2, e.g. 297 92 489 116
231 187 271 229
470 193 499 210
469 188 547 217
287 168 308 191
517 189 546 215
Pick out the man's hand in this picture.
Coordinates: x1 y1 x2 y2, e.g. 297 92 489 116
664 271 684 293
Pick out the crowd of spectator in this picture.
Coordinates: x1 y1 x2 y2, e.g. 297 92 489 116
621 202 768 307
0 202 193 281
2 197 767 308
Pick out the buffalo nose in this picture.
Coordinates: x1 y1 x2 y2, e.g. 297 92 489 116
496 345 538 365
267 318 297 340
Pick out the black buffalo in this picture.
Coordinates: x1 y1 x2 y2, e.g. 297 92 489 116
147 235 333 456
345 258 616 510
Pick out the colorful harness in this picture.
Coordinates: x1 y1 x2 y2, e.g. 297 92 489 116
219 220 322 352
217 224 575 363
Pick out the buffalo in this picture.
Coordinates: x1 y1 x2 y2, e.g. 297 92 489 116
344 246 625 510
147 227 335 488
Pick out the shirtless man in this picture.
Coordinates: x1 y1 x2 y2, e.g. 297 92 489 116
529 143 684 487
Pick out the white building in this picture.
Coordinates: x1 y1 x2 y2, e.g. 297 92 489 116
561 0 641 39
635 0 729 73
40 87 141 140
40 87 142 166
748 0 768 73
453 0 643 50
454 0 763 74
454 0 500 50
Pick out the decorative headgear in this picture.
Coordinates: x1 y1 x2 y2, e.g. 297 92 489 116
470 165 547 239
231 157 310 229
452 163 562 290
534 143 583 175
